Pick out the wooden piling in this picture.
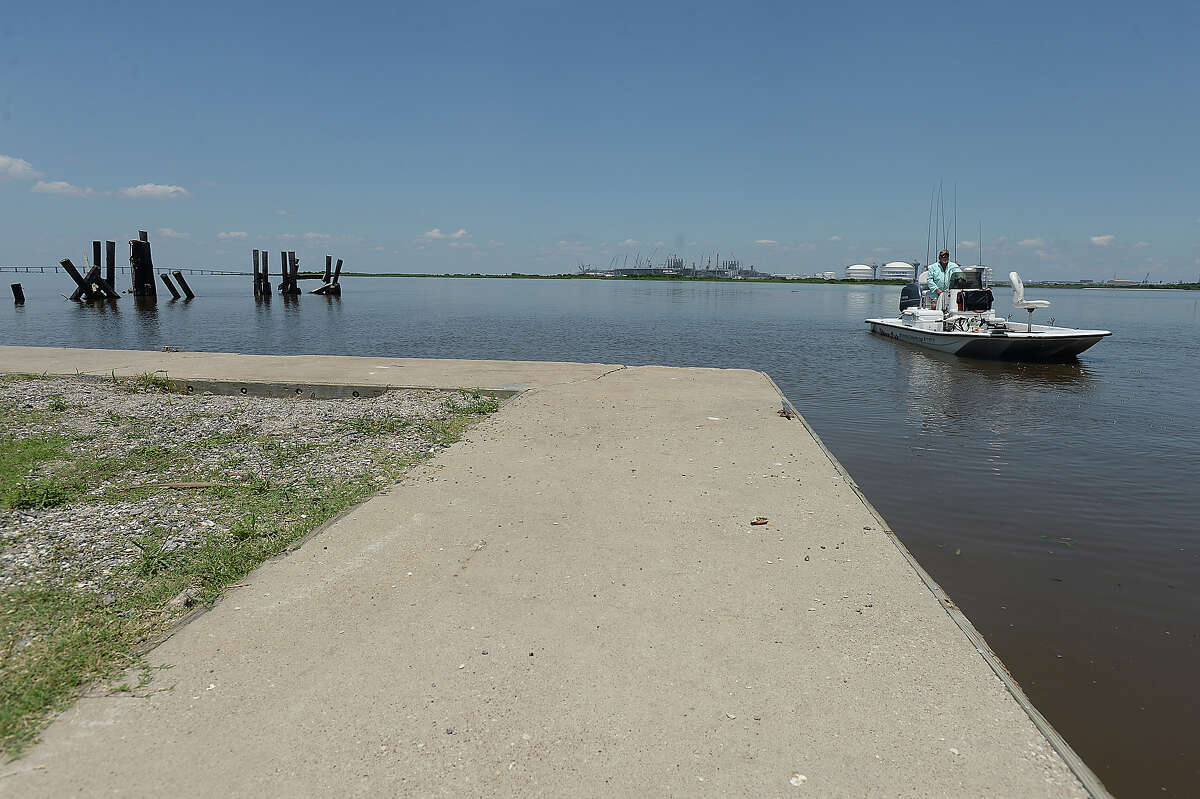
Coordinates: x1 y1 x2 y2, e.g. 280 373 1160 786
105 241 116 288
287 251 299 294
172 270 195 300
129 238 157 297
332 258 343 285
324 255 332 283
279 251 288 293
259 248 271 295
90 269 122 300
77 266 119 300
62 259 96 301
138 230 149 242
92 241 102 276
11 283 24 305
160 272 182 299
252 249 261 298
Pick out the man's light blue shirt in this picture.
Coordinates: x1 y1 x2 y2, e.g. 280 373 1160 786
926 261 963 294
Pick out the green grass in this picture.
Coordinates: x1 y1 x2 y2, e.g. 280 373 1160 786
118 372 178 394
0 386 504 758
0 435 72 510
335 414 413 435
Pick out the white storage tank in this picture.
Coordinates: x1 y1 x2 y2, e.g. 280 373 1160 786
881 261 916 281
844 264 875 280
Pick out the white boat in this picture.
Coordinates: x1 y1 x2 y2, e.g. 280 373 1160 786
865 269 1110 360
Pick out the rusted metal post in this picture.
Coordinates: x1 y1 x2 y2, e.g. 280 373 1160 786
11 284 24 304
171 270 195 300
105 241 116 288
160 272 182 299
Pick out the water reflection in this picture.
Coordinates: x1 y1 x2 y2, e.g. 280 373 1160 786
843 288 873 313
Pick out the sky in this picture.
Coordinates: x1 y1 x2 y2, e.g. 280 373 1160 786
2 0 1198 281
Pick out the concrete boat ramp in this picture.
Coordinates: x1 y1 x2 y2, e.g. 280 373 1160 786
0 347 1103 797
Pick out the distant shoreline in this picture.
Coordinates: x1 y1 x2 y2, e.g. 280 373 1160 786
341 272 1200 290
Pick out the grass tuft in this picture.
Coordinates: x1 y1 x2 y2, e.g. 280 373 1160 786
121 372 178 394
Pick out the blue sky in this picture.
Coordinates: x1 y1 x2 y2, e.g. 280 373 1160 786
2 1 1197 280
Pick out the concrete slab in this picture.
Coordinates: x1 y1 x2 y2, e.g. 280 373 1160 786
0 345 620 392
0 347 1097 797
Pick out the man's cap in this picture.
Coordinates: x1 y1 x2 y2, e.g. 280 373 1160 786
938 249 950 257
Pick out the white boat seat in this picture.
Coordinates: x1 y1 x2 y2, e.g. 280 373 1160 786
916 270 934 308
1009 271 1050 309
1009 271 1049 331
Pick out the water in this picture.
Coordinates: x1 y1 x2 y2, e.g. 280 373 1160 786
4 274 1199 795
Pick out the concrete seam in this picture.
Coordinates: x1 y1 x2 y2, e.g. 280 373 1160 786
756 370 1112 799
593 365 629 380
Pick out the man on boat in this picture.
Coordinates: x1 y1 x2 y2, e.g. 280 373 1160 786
925 249 962 308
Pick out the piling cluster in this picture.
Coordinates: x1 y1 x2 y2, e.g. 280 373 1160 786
251 249 343 299
50 231 195 305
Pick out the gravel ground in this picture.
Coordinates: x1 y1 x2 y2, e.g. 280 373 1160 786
0 374 489 596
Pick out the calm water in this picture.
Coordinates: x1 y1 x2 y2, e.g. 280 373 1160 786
4 274 1199 796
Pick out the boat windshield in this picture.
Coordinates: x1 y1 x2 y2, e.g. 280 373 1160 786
950 270 984 290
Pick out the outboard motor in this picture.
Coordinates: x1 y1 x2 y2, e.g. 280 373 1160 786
899 280 923 311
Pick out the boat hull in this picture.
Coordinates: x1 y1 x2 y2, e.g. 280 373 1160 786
866 318 1110 360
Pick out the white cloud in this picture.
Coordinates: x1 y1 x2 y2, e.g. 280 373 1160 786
1018 237 1045 247
303 232 331 241
158 227 189 239
654 241 664 247
0 155 43 180
620 238 639 247
828 235 841 242
276 209 293 217
279 233 296 240
119 183 190 200
1134 241 1150 248
488 240 504 247
1089 234 1116 247
448 241 475 248
218 231 248 239
959 240 978 248
31 180 95 198
871 247 888 253
754 239 777 246
374 246 384 251
422 227 470 241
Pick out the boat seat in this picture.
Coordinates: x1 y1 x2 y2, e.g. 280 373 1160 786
916 270 933 308
1009 271 1049 331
